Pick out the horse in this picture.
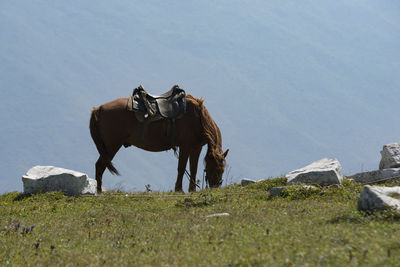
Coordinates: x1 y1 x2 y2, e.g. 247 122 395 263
89 93 229 193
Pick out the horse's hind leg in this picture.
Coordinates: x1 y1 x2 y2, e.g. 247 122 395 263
95 157 106 193
188 146 202 192
95 142 122 193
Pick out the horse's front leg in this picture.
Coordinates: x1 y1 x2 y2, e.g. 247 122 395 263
175 147 190 192
188 146 202 192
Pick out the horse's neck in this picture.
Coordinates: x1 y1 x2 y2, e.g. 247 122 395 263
207 142 222 157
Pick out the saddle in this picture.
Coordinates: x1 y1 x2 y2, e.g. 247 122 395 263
126 85 187 147
127 85 186 122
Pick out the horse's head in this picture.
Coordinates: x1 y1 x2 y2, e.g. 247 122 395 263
204 149 229 188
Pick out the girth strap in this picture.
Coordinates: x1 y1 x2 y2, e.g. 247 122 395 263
137 117 178 147
140 90 156 117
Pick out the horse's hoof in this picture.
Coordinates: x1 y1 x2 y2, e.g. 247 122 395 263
174 187 183 193
96 186 106 194
188 187 196 193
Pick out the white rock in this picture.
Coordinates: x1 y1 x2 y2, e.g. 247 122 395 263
349 168 400 184
286 158 343 186
206 213 230 218
379 143 400 169
241 178 256 186
22 166 97 196
358 185 400 212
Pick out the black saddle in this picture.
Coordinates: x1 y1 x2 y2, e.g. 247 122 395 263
128 85 186 120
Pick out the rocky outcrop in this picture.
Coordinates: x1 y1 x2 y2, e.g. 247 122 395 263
379 143 400 169
22 166 97 196
349 168 400 184
358 185 400 212
286 158 343 186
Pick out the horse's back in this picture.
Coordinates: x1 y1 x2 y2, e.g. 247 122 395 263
98 98 129 112
93 98 134 141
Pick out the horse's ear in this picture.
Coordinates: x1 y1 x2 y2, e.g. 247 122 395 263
223 149 229 158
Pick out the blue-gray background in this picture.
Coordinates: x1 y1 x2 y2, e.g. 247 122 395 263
1 1 399 193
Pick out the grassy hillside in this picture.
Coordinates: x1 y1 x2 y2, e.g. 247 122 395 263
1 178 400 266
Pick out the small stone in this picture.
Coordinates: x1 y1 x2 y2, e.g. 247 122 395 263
206 213 230 218
241 178 256 186
269 187 285 197
269 185 318 198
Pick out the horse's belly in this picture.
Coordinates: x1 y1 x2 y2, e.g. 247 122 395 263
131 142 174 152
123 122 177 152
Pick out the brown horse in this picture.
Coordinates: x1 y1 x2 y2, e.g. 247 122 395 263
89 94 229 193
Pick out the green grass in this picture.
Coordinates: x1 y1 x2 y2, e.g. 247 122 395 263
1 178 400 266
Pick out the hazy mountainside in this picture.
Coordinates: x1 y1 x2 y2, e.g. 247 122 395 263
1 1 399 193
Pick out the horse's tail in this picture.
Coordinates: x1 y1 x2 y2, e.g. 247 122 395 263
89 107 120 175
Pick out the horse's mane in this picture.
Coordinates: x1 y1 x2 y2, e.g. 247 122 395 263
187 95 224 161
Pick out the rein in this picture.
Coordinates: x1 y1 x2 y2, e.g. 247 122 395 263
184 169 204 189
174 152 204 189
